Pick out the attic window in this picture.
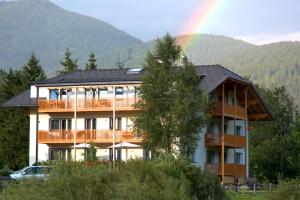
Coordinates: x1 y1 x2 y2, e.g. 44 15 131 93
127 68 144 74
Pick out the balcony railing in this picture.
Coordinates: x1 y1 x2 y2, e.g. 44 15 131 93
38 98 139 112
211 103 246 119
38 130 142 144
205 163 246 177
205 133 246 148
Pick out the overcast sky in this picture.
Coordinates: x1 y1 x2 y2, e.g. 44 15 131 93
51 0 300 44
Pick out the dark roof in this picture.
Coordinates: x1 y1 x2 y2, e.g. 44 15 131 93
0 65 272 119
0 89 36 108
196 65 251 92
36 68 142 86
35 65 251 90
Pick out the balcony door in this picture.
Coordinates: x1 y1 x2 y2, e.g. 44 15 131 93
109 117 122 130
85 118 96 130
50 118 72 131
85 118 96 141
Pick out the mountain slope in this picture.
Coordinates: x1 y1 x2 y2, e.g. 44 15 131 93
122 34 300 106
0 0 300 106
0 0 142 73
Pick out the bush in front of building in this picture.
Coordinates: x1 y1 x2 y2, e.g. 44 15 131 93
268 178 300 200
2 157 225 200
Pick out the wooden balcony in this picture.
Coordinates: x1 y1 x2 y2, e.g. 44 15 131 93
38 130 142 144
38 98 139 112
211 103 247 119
205 163 246 177
205 133 246 148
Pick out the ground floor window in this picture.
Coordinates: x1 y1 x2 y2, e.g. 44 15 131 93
109 148 122 161
49 148 71 161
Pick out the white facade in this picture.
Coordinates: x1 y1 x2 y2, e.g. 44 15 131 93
28 83 249 183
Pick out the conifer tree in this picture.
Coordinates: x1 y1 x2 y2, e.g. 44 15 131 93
22 53 46 84
57 48 78 75
134 34 208 157
85 51 97 70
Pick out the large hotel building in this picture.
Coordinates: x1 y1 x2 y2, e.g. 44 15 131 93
2 65 272 183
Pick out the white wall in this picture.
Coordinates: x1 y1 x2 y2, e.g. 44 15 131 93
29 113 37 166
38 144 49 162
31 86 48 99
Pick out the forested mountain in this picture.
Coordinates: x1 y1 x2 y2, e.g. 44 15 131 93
0 0 142 73
0 0 300 106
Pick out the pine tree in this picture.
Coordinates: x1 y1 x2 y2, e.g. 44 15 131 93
85 51 97 70
57 48 78 75
22 53 46 84
134 34 208 156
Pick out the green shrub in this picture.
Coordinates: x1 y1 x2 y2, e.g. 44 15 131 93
2 158 224 200
268 178 300 200
0 166 12 176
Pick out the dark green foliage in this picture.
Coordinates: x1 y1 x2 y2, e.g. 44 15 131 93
268 178 300 200
0 166 12 176
86 142 97 161
85 52 97 70
57 48 78 75
22 53 46 84
0 55 46 170
134 34 208 156
250 86 300 182
2 158 224 200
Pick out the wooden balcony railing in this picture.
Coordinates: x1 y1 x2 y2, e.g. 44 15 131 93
205 133 246 148
38 130 142 144
38 98 139 112
211 103 247 119
205 163 246 177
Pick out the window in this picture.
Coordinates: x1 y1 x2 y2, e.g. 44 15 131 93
115 87 123 95
50 119 71 130
60 89 67 96
24 167 38 175
109 117 113 130
85 88 97 99
109 117 122 130
109 148 121 161
49 149 71 161
206 151 214 163
49 89 59 100
50 119 60 130
235 152 242 164
219 151 227 163
99 87 108 98
235 126 242 136
224 124 228 134
85 118 96 130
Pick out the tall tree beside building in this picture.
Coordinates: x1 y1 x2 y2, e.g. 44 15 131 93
0 70 29 170
22 53 46 84
250 86 300 182
134 34 208 157
85 51 97 70
57 48 78 75
0 56 47 170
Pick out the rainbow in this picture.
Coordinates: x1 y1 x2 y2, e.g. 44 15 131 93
179 0 229 51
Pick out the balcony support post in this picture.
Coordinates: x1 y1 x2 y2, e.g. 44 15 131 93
221 83 225 184
234 84 237 178
35 86 39 164
112 85 116 164
73 87 77 161
245 88 249 178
